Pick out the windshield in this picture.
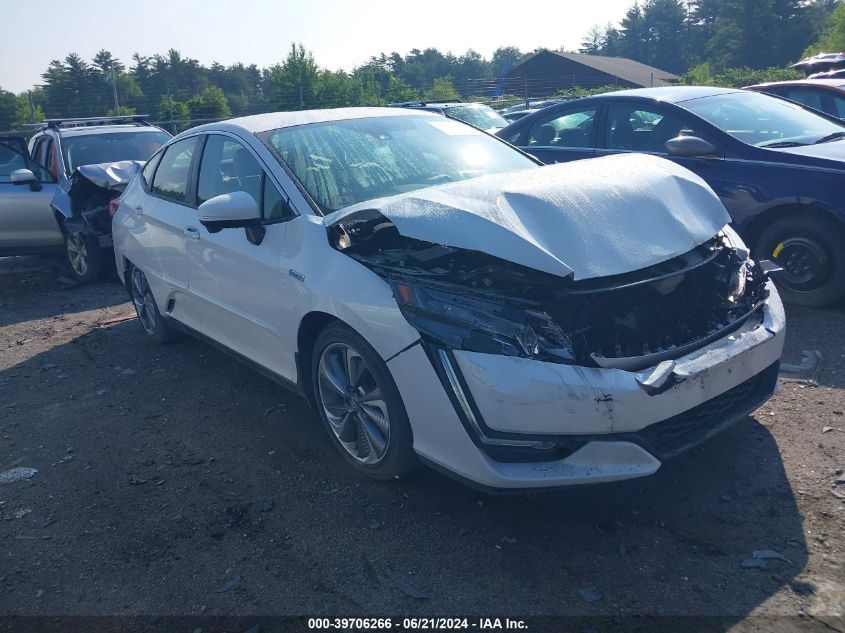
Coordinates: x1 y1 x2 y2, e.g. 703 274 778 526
445 104 509 130
258 115 536 213
61 130 171 174
682 91 845 147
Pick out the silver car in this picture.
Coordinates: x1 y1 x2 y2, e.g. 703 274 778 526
0 116 170 282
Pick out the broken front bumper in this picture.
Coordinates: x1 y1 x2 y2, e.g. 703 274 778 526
388 282 784 490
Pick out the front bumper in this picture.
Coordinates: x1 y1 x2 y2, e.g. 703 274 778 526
388 282 785 490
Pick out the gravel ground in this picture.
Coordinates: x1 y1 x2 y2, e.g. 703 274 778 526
0 255 843 629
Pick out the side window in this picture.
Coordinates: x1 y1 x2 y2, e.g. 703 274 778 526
141 149 163 187
44 139 59 180
832 93 845 119
197 135 262 206
527 108 598 148
0 141 27 182
151 136 199 203
782 88 824 113
606 104 702 153
0 139 50 183
263 177 292 220
30 138 45 165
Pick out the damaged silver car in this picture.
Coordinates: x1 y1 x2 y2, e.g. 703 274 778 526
114 109 784 490
0 116 170 282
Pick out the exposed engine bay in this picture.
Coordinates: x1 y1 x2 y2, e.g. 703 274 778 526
330 213 773 372
51 160 143 241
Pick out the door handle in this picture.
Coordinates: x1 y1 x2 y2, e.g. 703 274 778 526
183 226 200 239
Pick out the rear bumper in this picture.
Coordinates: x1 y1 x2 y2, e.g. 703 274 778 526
388 282 784 490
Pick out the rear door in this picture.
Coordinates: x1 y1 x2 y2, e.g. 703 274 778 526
0 136 62 252
511 104 601 164
133 135 205 331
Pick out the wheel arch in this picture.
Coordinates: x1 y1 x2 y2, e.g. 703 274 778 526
296 311 341 409
739 202 845 251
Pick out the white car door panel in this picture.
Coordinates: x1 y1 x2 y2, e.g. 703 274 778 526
187 221 299 381
189 133 300 381
134 136 205 331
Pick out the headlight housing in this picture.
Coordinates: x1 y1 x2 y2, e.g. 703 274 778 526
391 278 574 362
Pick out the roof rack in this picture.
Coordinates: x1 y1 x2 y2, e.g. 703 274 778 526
42 115 152 129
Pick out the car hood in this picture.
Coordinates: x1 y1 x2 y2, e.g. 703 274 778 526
51 160 145 218
324 153 730 280
767 139 845 167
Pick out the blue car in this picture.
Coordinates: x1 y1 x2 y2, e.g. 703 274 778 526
497 87 845 307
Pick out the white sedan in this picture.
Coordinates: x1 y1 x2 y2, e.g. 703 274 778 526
112 108 784 490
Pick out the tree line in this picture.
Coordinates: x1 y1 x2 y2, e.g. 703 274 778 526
1 2 844 132
580 0 839 74
0 44 533 132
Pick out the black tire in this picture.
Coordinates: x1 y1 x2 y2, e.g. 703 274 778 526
64 231 107 284
754 217 845 308
311 322 418 481
128 264 177 344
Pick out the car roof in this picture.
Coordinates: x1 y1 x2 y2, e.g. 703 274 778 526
51 125 167 138
579 86 743 103
747 79 845 90
181 107 435 136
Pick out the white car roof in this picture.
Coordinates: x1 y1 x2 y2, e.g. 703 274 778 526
56 125 166 138
181 107 434 137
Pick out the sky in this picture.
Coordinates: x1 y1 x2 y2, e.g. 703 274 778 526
0 0 634 94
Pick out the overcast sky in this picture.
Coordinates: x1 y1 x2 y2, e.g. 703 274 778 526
0 0 634 93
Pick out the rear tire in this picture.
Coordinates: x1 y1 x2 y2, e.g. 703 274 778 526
754 217 845 307
311 322 418 481
128 265 177 344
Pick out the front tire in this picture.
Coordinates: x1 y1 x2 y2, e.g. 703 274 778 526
311 323 418 481
64 232 108 284
129 266 177 344
754 217 845 307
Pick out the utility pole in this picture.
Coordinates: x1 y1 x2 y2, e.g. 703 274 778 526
111 64 120 112
28 91 36 123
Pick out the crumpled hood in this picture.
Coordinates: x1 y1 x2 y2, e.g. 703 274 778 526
51 160 145 218
325 153 730 280
75 160 145 190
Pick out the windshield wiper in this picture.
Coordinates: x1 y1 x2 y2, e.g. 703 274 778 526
814 131 845 144
759 140 807 148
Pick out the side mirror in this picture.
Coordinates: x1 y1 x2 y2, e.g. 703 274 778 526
198 191 261 231
10 169 41 191
665 135 717 158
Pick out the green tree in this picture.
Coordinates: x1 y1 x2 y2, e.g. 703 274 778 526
0 89 16 129
491 46 526 77
188 85 230 121
386 75 418 102
424 76 460 101
805 2 845 55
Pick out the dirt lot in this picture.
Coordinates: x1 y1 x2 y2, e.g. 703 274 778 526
0 255 843 629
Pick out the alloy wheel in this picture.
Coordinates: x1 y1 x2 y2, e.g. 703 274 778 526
130 268 157 335
66 234 88 277
317 343 390 464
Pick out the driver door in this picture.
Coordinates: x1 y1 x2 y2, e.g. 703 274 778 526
0 137 61 252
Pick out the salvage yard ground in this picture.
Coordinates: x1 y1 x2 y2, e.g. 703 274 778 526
0 255 843 627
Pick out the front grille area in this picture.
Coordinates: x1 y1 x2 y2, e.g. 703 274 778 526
634 361 780 460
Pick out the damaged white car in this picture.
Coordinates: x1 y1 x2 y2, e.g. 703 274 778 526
112 108 785 490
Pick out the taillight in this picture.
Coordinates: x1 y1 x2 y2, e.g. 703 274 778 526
108 196 121 217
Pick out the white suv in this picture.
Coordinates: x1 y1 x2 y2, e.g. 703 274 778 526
0 116 170 282
113 108 785 491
